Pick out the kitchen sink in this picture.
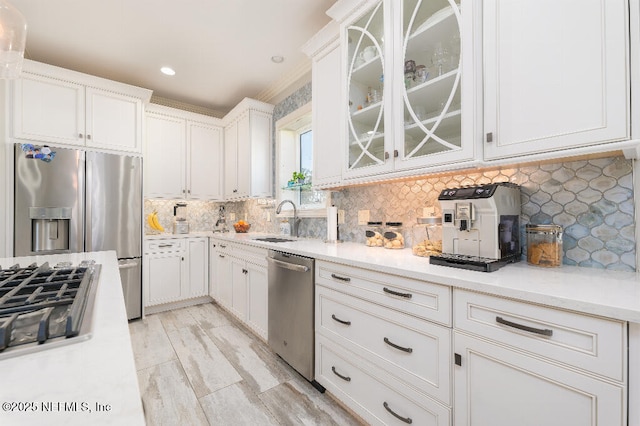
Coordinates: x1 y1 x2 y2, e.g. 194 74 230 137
253 237 296 243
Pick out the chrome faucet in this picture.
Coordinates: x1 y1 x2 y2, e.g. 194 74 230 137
276 200 300 237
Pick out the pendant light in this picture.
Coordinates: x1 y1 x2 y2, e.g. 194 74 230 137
0 0 26 79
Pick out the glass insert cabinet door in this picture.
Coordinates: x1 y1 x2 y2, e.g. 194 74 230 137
346 1 388 175
399 0 462 165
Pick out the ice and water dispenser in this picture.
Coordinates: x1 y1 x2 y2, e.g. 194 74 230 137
29 207 72 253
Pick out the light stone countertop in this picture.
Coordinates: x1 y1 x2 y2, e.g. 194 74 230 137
189 232 640 324
0 251 145 426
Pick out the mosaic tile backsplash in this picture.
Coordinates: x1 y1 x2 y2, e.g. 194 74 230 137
146 155 635 272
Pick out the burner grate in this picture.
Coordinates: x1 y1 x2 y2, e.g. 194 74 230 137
0 261 99 353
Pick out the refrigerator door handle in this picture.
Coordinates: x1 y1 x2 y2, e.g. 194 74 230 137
85 158 93 252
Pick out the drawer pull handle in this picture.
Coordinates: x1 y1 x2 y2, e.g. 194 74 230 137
219 254 225 258
331 273 351 282
220 244 227 248
383 287 412 299
496 316 553 337
157 244 173 248
383 337 413 353
331 366 351 382
331 314 351 326
383 401 412 424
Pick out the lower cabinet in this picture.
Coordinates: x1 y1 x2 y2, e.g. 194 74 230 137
315 260 629 426
143 237 209 309
210 238 268 340
453 332 625 426
453 289 627 426
315 260 452 425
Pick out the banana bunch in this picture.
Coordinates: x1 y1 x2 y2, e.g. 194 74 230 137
147 211 164 232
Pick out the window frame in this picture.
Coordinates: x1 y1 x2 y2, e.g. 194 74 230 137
275 102 330 218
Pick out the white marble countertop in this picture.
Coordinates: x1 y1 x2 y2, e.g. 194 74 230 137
0 251 145 426
196 232 640 323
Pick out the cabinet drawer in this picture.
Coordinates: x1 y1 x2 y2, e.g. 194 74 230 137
316 261 451 326
144 239 185 254
454 289 627 382
317 335 450 426
317 286 451 404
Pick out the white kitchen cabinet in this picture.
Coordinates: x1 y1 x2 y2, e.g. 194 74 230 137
12 60 150 153
230 256 249 320
223 98 274 200
145 251 184 306
143 237 210 310
315 259 452 422
483 0 630 161
302 22 344 189
245 260 268 340
144 240 186 307
212 241 233 310
317 334 451 426
187 237 209 299
145 104 223 200
209 238 268 339
453 289 627 426
145 112 186 198
331 0 479 182
454 332 625 426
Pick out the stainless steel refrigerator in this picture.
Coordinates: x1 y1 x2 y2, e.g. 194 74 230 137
14 143 143 320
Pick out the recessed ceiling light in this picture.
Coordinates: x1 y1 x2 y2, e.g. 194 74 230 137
160 66 176 76
271 56 284 64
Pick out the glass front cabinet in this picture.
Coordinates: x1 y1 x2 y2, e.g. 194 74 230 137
343 0 477 180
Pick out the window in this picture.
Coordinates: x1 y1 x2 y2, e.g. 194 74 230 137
276 103 328 216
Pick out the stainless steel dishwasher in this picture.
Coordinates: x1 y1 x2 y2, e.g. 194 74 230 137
267 250 323 391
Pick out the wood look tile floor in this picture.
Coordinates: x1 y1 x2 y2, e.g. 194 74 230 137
129 302 365 426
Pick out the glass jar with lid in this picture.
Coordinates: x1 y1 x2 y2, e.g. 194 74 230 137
412 217 442 257
364 221 384 247
383 222 405 249
526 224 563 267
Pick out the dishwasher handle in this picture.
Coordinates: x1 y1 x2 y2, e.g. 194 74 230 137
267 257 310 273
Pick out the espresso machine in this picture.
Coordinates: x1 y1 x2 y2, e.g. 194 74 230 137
430 182 521 272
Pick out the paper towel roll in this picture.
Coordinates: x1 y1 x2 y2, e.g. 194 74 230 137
327 206 338 242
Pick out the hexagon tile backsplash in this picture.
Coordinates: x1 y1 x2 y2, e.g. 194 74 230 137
146 155 635 271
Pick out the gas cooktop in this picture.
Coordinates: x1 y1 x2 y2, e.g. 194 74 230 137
0 260 101 360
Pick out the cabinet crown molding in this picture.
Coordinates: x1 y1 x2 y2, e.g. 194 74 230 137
21 59 152 102
302 21 340 58
145 103 223 126
222 97 275 125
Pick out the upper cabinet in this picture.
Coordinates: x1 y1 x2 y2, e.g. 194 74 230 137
145 104 224 200
483 0 632 161
223 98 274 200
11 60 151 154
303 21 344 190
339 0 478 181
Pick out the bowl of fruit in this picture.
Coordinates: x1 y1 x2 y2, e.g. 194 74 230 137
233 220 251 233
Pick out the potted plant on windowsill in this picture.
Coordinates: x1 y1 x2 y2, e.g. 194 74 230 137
288 171 307 187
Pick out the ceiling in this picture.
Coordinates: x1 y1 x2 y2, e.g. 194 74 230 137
10 0 337 116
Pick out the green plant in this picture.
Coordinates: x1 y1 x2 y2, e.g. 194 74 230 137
292 171 306 181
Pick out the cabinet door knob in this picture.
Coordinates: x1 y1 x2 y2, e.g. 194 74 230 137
87 134 92 140
486 132 494 143
384 151 390 160
78 133 83 138
394 149 398 158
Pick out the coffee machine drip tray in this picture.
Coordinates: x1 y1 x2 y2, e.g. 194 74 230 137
429 253 520 272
